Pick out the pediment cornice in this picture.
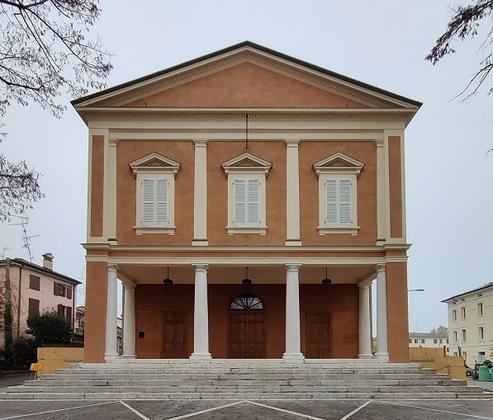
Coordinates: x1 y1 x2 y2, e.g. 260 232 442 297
129 152 181 175
76 48 412 110
222 152 272 175
313 152 364 177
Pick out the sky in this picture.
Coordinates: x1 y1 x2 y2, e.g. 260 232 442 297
1 0 492 331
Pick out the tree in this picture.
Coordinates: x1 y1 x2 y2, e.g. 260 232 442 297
426 0 493 100
27 310 72 345
0 0 111 221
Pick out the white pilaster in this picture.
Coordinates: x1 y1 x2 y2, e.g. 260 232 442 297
376 139 386 244
285 139 301 246
358 281 372 359
283 264 304 363
192 140 208 246
375 264 389 361
190 264 211 360
122 280 136 358
104 263 119 360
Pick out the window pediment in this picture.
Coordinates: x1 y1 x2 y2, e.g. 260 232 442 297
313 152 364 177
129 153 181 175
222 152 272 175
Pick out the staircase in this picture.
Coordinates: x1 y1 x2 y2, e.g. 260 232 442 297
2 359 491 400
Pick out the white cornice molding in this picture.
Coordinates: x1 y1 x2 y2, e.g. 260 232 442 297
129 152 181 175
313 152 364 177
222 152 272 175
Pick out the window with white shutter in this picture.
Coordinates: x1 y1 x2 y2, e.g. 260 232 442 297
222 152 271 235
233 178 260 226
141 177 169 226
313 152 363 236
129 152 180 235
324 178 353 226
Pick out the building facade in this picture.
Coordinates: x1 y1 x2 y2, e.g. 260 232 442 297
73 42 420 363
0 254 80 349
443 282 493 366
409 331 449 350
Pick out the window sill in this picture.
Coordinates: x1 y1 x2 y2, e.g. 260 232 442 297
226 226 267 235
318 226 360 236
134 226 176 235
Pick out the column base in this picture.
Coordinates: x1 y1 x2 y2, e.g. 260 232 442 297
374 352 389 361
357 353 373 359
104 353 119 362
121 354 136 359
190 353 212 362
282 353 305 364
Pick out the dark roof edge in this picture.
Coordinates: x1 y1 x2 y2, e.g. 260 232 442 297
441 282 493 303
0 258 81 285
71 41 422 108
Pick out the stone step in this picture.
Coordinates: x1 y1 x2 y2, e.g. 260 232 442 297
1 391 491 400
8 384 475 394
30 378 462 386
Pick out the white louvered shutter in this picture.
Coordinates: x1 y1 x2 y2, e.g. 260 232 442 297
155 179 169 225
325 178 352 225
247 179 259 224
142 179 155 225
325 179 338 224
234 179 246 224
339 179 351 224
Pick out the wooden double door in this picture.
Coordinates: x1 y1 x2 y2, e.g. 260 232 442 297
228 311 265 358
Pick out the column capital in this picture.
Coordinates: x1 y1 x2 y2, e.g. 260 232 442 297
122 279 136 289
376 263 386 273
108 263 118 272
285 263 302 272
358 280 372 289
285 138 300 146
193 263 208 272
193 138 208 146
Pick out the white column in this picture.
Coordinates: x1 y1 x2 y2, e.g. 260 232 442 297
376 139 386 244
122 280 136 358
358 281 372 359
192 139 208 246
283 264 304 363
190 264 211 361
285 139 301 246
104 263 119 360
375 264 389 360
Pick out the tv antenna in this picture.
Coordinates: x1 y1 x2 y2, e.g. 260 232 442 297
9 215 39 262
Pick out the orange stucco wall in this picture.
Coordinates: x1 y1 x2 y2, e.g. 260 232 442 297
84 261 107 362
126 63 366 109
389 136 403 238
90 135 104 237
299 141 377 246
134 283 358 359
116 140 194 245
386 261 409 362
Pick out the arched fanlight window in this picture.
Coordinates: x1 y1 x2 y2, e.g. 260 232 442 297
230 295 264 310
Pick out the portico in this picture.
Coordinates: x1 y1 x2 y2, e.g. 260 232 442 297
102 260 390 362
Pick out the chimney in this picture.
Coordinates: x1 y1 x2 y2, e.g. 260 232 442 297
42 253 54 270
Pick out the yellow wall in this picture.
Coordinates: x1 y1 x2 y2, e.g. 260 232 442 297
36 347 84 375
410 347 466 380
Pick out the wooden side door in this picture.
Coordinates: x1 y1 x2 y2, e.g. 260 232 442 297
162 311 188 358
306 312 330 358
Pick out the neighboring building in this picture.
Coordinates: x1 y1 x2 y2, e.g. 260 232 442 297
0 254 81 349
443 282 493 366
73 42 421 363
409 330 449 351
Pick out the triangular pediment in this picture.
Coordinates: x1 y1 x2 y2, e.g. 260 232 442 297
73 42 421 111
222 152 272 174
313 152 364 176
129 153 181 174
